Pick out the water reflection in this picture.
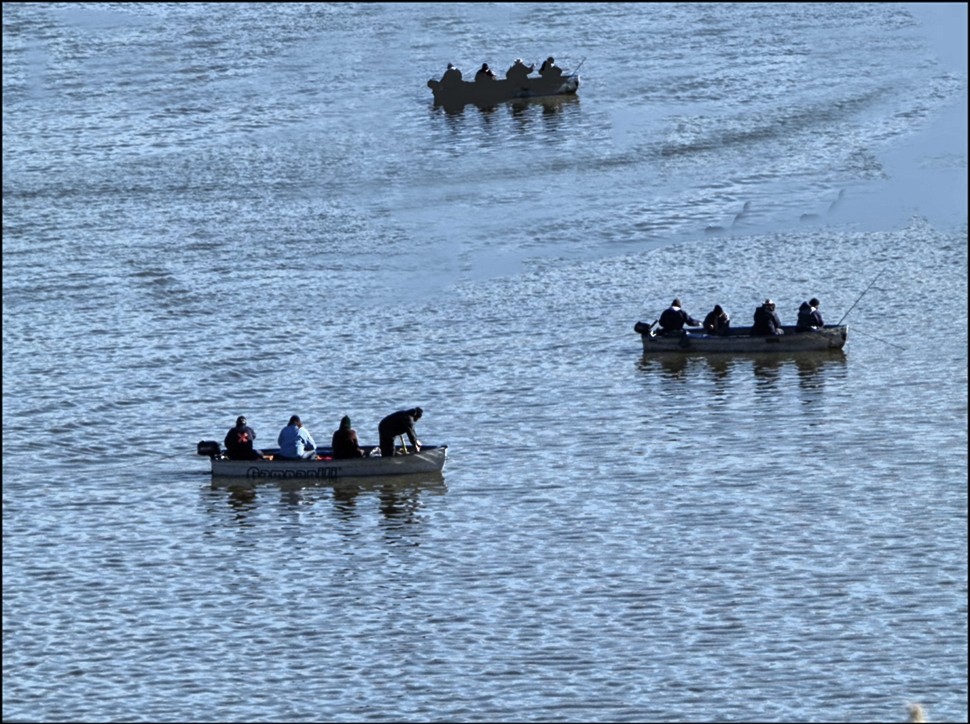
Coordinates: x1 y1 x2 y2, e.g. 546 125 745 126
638 353 691 380
207 474 447 530
433 95 578 123
638 351 848 394
224 485 257 524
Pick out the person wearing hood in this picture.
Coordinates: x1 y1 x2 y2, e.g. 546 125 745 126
659 298 702 335
332 415 365 459
539 56 562 80
703 304 731 335
474 63 496 82
796 297 825 330
753 299 784 336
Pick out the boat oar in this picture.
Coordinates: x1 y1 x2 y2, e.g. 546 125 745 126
837 269 885 325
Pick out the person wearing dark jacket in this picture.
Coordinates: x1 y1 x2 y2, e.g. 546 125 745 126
539 56 563 80
378 407 423 457
752 299 784 336
703 304 731 335
332 415 365 459
796 297 825 330
224 415 263 460
440 63 462 87
474 63 496 82
506 58 534 83
659 298 702 335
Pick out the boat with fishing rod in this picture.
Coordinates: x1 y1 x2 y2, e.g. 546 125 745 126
634 321 848 354
197 440 448 480
427 58 581 109
634 271 890 355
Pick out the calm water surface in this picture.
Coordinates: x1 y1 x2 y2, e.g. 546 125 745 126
3 3 967 722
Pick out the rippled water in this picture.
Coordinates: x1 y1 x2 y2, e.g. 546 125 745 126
3 3 967 722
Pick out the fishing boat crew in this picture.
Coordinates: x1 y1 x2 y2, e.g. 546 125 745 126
796 297 824 330
224 415 263 460
378 407 423 457
658 298 702 335
506 58 534 83
277 415 317 460
475 63 496 82
703 305 731 335
752 299 784 336
539 56 563 80
440 62 462 87
332 415 365 459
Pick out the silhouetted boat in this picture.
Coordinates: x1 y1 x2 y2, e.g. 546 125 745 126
197 441 448 480
427 74 579 109
634 321 848 353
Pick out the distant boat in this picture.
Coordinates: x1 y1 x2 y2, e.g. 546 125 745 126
634 321 848 353
428 73 579 109
197 441 448 480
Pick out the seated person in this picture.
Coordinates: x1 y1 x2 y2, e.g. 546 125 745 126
277 415 317 460
224 415 263 460
703 305 731 335
659 298 702 335
506 58 534 83
752 299 784 336
796 297 825 330
474 63 496 82
332 415 365 459
539 56 563 80
440 62 462 86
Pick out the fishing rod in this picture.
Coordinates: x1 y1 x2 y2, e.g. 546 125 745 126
851 328 908 351
837 268 885 325
573 56 587 73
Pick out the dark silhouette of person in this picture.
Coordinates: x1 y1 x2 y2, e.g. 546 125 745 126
332 415 365 459
752 299 785 336
440 62 462 87
224 415 263 460
539 56 563 80
659 298 702 335
703 305 731 335
475 63 496 82
796 298 825 330
506 58 534 83
378 407 423 457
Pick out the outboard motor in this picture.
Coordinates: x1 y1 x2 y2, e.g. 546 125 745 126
197 440 222 458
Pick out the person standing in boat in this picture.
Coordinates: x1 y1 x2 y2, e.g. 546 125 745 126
506 58 534 83
658 298 702 335
332 415 365 459
378 407 423 457
752 299 785 336
703 304 731 335
475 63 496 82
796 297 825 330
539 56 563 80
224 415 264 460
440 62 462 87
277 415 317 460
